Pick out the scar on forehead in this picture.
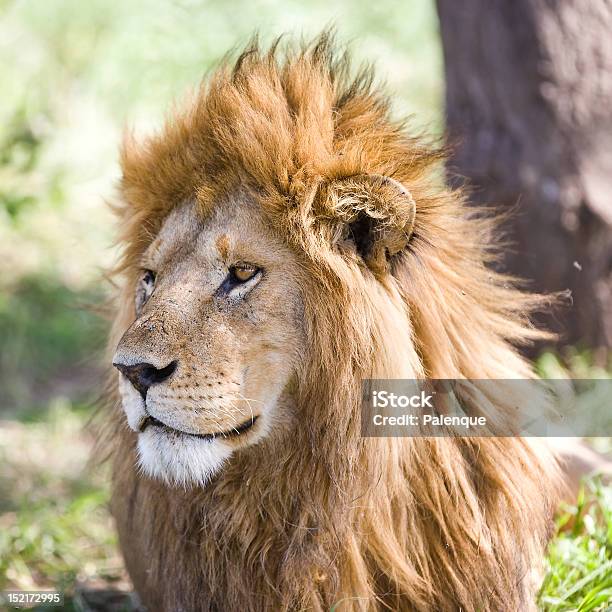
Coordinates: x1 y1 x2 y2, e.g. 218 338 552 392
216 234 230 259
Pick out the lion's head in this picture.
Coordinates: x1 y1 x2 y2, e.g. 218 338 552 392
112 196 304 485
111 34 425 487
113 172 420 485
108 35 560 611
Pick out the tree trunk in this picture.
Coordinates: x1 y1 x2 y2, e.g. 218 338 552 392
436 0 612 351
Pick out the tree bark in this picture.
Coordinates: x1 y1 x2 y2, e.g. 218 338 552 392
436 0 612 351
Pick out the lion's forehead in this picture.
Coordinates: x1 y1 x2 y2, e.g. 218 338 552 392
144 196 288 275
145 199 201 265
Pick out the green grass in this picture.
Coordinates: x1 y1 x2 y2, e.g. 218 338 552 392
539 480 612 611
0 404 126 610
0 489 113 593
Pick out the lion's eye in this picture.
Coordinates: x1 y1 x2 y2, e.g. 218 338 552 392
135 269 156 314
218 263 262 298
142 269 156 286
230 264 259 284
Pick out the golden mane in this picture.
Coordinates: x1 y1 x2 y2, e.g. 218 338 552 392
107 34 561 611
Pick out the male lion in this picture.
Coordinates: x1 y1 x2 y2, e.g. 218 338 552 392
108 36 562 611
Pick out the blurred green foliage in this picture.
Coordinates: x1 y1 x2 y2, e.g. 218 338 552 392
0 276 106 412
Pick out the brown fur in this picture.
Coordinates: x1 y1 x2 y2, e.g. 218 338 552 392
106 35 562 611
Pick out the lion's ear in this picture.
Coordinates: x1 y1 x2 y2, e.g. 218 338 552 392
331 174 416 274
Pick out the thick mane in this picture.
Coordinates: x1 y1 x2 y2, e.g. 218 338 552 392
108 35 561 611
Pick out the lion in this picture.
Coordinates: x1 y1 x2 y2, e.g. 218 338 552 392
106 35 563 611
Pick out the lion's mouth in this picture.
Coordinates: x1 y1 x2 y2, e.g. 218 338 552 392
140 414 259 440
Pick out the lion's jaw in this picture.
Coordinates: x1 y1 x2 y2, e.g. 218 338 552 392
113 198 304 487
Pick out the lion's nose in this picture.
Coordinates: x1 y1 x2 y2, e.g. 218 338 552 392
113 360 178 398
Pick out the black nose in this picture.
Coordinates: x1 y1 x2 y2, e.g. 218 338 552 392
113 360 177 398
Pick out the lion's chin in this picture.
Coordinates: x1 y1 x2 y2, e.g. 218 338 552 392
136 427 233 488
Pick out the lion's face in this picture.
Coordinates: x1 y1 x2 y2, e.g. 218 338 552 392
113 196 305 486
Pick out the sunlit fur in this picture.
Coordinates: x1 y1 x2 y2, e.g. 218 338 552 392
105 34 562 611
